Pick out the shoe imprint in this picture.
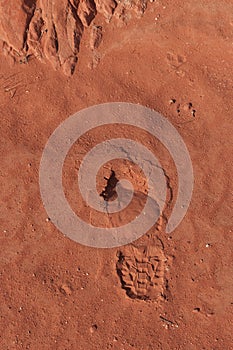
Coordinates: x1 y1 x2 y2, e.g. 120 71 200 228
117 233 168 301
169 98 197 124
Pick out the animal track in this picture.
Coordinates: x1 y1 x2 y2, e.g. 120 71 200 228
166 52 187 77
0 0 153 75
166 52 186 69
0 72 29 98
169 98 196 123
117 242 167 301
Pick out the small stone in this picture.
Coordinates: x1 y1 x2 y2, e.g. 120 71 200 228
60 284 72 295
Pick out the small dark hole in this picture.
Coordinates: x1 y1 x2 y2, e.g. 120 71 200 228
100 170 118 201
193 307 200 312
169 98 176 105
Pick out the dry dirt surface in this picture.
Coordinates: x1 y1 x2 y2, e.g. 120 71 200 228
0 0 233 349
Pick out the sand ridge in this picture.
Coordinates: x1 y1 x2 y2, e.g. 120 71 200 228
0 0 152 75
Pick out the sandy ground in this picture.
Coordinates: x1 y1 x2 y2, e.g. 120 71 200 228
0 0 233 349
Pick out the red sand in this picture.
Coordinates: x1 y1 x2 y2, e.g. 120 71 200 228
0 1 232 349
